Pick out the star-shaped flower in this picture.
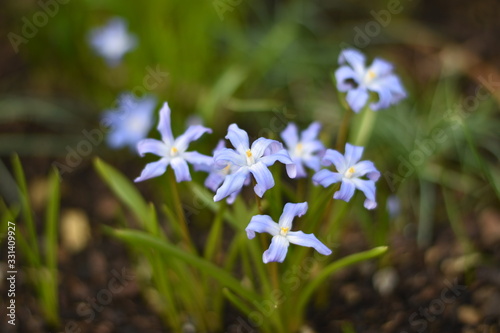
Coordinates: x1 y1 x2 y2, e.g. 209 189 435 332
213 124 296 201
313 143 381 209
103 93 156 151
246 202 332 263
335 48 406 112
280 122 325 178
88 17 137 66
135 102 212 183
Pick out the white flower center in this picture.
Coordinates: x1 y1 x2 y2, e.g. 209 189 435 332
126 114 148 134
280 227 289 236
363 70 377 85
245 149 255 165
294 142 304 157
344 167 355 179
170 147 179 157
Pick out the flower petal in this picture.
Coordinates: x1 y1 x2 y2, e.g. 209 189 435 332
286 163 297 179
346 87 369 113
352 160 380 181
367 58 394 77
214 148 246 168
204 171 225 192
339 48 366 76
245 215 280 239
137 138 168 157
302 155 322 172
335 65 359 92
134 158 169 182
279 202 308 230
251 138 279 159
333 179 356 202
183 151 213 168
259 149 293 167
214 168 248 202
226 124 250 154
287 231 332 256
344 143 364 167
157 102 174 145
301 122 322 143
351 178 377 209
281 123 299 149
312 169 342 187
249 162 275 197
322 149 346 172
170 157 191 182
263 235 290 263
174 125 212 152
292 157 307 178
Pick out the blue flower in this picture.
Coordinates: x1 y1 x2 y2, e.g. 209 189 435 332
313 143 381 209
196 140 249 204
88 17 137 66
246 202 332 263
213 124 296 201
135 102 212 183
335 48 406 112
281 122 325 178
103 93 156 151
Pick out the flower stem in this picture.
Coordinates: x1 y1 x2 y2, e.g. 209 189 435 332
168 170 196 253
336 108 353 151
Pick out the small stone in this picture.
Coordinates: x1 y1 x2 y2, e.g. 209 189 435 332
373 267 399 296
457 305 482 325
60 209 91 254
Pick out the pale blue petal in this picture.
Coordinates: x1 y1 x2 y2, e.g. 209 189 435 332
303 140 325 155
351 178 377 209
281 123 299 149
259 149 293 166
344 143 364 167
170 157 191 182
183 151 213 168
339 48 366 76
369 75 406 110
369 84 392 111
322 149 346 172
286 163 297 179
333 179 356 202
134 158 169 182
292 157 307 178
263 236 290 263
157 102 174 145
214 168 249 202
245 215 280 239
226 190 240 205
249 162 274 197
352 160 380 181
346 87 369 113
226 124 250 154
312 169 342 187
335 66 359 92
287 231 332 256
251 138 279 159
303 155 321 172
368 58 394 77
214 148 246 168
301 122 322 144
279 202 308 230
204 171 225 192
137 138 168 157
174 125 212 152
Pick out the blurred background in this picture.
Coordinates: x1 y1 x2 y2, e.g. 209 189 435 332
1 0 500 332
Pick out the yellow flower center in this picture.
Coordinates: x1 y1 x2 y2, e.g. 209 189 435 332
245 149 255 165
365 70 377 83
170 147 178 156
295 142 303 156
345 167 355 178
223 164 231 174
280 227 289 236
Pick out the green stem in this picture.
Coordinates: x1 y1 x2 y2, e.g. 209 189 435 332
336 108 353 151
168 170 196 253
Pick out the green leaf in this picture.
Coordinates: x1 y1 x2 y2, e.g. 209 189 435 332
105 228 262 304
93 158 152 229
295 246 388 318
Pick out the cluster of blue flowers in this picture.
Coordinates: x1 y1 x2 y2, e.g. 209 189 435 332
103 47 406 263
